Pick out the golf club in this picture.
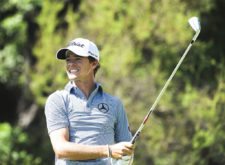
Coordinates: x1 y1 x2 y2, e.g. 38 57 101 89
130 17 201 144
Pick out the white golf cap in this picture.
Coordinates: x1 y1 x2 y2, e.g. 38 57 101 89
56 38 100 61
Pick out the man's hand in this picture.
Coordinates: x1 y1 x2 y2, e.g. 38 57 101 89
109 142 134 159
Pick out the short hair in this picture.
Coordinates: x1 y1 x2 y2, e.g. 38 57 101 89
88 56 100 76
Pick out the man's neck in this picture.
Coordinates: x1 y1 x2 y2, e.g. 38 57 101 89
74 79 96 99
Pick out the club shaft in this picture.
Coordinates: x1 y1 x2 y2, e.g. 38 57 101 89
131 30 200 144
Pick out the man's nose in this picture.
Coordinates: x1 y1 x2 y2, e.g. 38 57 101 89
67 61 77 67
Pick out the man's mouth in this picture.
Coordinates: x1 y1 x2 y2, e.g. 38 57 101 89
67 69 79 80
69 69 79 74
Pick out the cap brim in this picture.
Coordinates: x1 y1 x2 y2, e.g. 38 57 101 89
56 48 68 60
56 47 89 60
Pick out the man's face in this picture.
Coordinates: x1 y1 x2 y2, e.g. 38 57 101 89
65 51 95 81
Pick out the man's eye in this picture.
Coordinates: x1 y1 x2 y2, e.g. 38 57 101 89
66 58 81 63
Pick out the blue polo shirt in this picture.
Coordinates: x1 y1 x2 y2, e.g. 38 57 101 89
45 82 132 165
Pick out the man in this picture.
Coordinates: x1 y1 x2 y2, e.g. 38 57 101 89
45 38 134 165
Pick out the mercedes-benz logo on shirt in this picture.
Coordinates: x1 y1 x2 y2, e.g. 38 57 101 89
97 103 109 113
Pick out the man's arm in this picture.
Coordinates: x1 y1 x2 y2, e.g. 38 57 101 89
49 128 134 161
49 128 107 160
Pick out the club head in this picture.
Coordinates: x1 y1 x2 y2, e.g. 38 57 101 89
188 17 201 32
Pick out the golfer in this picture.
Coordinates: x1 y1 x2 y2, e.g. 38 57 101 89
45 38 134 165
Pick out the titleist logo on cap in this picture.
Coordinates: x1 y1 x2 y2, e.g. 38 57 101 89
68 41 85 48
88 51 98 58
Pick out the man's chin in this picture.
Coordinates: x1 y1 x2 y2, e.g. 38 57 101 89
66 71 77 80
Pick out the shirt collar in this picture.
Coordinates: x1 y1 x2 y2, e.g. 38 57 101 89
64 81 103 95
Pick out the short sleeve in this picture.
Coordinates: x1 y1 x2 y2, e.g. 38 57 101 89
45 91 69 134
114 99 132 142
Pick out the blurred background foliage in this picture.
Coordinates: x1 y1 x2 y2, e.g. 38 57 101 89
0 0 225 164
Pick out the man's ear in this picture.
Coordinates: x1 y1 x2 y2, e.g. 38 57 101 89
92 61 99 69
